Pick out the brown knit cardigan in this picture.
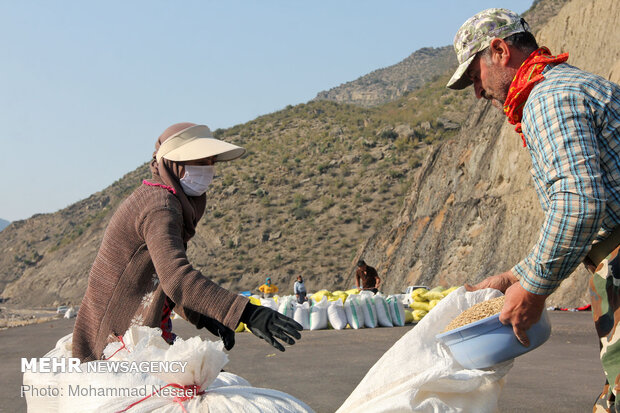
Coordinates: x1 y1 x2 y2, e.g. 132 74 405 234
72 183 249 361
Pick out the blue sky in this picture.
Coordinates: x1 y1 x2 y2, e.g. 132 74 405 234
0 1 532 222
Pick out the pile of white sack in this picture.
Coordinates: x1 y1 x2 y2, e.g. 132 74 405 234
23 326 314 413
235 291 409 333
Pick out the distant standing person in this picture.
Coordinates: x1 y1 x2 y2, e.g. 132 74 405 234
294 275 308 304
259 277 279 298
355 260 381 293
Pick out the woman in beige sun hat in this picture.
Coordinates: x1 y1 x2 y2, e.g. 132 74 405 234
72 122 302 362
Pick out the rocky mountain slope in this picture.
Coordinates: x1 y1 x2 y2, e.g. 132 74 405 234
0 166 148 304
0 0 610 309
352 0 620 307
313 0 572 108
314 46 456 107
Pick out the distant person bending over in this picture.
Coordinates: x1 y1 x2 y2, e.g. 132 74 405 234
72 123 302 362
294 275 308 304
259 277 279 299
355 260 381 294
446 8 620 411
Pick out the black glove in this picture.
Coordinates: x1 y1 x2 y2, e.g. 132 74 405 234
196 315 235 351
240 303 303 351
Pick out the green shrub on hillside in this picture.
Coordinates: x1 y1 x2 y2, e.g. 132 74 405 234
173 68 472 286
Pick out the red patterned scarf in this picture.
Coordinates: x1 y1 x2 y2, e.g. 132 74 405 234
503 47 569 147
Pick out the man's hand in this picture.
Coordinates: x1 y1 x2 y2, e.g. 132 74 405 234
499 282 548 347
465 270 518 293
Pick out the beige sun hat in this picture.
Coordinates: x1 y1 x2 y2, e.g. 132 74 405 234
155 124 246 163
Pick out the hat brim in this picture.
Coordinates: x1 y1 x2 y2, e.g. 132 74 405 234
446 54 475 90
163 138 246 162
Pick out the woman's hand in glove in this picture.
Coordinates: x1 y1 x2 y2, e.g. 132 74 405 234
240 303 303 351
196 315 236 351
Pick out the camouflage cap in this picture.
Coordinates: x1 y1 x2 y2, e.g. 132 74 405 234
447 8 530 90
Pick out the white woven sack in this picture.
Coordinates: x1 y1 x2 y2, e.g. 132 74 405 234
98 382 315 413
293 302 310 330
309 296 329 330
327 298 348 330
358 293 377 328
28 326 314 413
97 327 314 413
210 371 251 388
63 307 76 319
278 296 296 318
260 297 279 311
344 295 365 329
176 385 314 413
373 294 393 327
23 333 73 413
386 295 406 327
336 287 512 413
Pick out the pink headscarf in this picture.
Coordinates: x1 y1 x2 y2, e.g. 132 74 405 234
147 122 207 242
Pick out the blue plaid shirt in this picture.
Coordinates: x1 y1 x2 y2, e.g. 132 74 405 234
512 63 620 295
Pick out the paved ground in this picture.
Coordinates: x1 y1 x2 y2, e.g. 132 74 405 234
0 311 603 412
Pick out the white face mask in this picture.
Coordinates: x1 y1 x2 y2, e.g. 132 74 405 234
180 165 215 196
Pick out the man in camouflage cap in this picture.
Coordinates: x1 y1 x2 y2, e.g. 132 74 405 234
453 8 620 412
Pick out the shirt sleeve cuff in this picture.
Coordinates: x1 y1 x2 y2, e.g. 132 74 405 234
512 260 561 295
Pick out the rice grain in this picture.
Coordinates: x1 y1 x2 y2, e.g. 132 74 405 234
443 296 505 332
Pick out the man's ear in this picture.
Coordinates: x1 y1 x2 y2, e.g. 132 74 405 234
489 38 511 67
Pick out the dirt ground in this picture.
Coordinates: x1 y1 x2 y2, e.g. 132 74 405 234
0 311 603 413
